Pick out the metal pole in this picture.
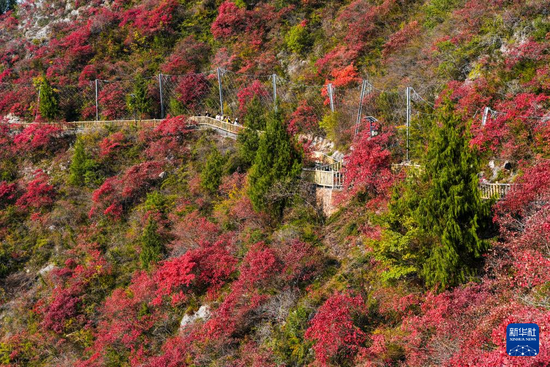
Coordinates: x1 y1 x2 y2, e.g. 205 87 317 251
355 79 368 137
95 79 99 121
217 68 224 116
35 88 41 122
406 86 411 161
481 106 490 127
158 74 164 119
328 83 335 112
272 73 277 112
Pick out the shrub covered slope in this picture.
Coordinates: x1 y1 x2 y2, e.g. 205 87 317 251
1 0 550 366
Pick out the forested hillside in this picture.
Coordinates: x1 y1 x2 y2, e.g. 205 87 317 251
1 0 550 366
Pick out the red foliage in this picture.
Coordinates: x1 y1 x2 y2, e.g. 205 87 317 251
161 36 210 75
305 292 367 366
13 123 63 155
382 21 420 59
237 242 282 290
0 181 18 207
120 0 179 37
99 131 129 158
169 211 221 255
90 161 164 219
316 0 398 74
153 255 196 306
470 93 549 160
237 79 269 115
503 39 549 71
343 130 395 206
40 248 111 334
448 78 494 118
287 100 319 135
143 115 193 160
322 64 360 105
154 239 237 305
86 271 164 365
174 73 210 110
276 240 324 286
16 170 55 211
211 2 247 40
98 82 127 120
399 283 550 366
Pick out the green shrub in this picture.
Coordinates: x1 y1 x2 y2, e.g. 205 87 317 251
285 24 312 54
200 147 225 194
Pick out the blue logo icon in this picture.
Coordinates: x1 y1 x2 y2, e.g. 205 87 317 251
507 323 539 356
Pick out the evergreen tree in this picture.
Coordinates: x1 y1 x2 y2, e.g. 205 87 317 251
200 147 225 194
378 103 491 290
417 104 491 288
140 217 164 270
37 77 59 121
127 75 151 120
244 96 267 130
69 138 87 186
237 127 260 167
248 110 302 216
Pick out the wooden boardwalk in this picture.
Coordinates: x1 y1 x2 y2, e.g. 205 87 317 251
0 118 513 198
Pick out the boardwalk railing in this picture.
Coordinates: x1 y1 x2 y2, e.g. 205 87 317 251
0 119 164 130
303 168 344 189
1 118 515 197
479 182 512 200
189 116 246 135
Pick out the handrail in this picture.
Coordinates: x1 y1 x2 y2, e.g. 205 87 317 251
479 182 512 200
189 116 246 135
303 168 344 189
0 117 515 196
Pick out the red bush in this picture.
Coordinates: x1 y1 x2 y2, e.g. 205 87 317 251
41 248 111 334
0 181 18 206
287 100 319 135
120 0 179 37
161 36 210 74
99 131 129 158
237 79 269 115
16 170 55 211
174 73 210 110
90 161 164 219
211 2 247 40
143 115 193 160
97 82 128 120
382 21 420 59
85 271 164 365
343 130 395 207
305 292 367 366
13 123 63 155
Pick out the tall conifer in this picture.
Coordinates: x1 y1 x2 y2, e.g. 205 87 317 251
248 110 302 216
37 77 59 121
379 103 491 290
416 103 490 288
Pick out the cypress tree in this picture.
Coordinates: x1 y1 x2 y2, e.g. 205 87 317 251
200 147 225 194
37 77 59 121
244 96 267 130
379 103 491 290
69 138 87 186
416 103 490 289
127 75 151 120
237 127 260 167
248 110 302 216
140 217 164 270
